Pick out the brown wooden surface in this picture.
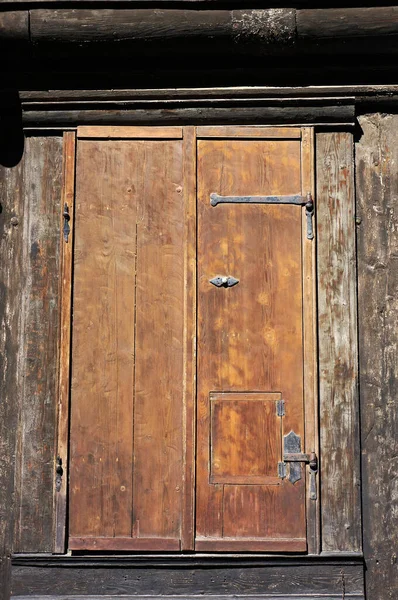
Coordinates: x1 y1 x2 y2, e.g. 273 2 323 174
77 126 183 139
356 114 398 600
69 537 180 551
69 138 185 547
210 393 281 485
300 127 319 555
196 136 307 549
181 127 196 550
12 137 64 553
196 126 301 139
132 139 184 541
54 132 76 553
316 132 361 553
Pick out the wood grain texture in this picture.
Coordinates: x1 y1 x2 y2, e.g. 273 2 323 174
300 127 319 555
316 132 361 552
196 137 306 548
132 139 184 541
69 138 185 547
21 105 356 128
196 126 301 139
69 140 138 540
77 126 183 139
12 137 63 553
356 114 398 600
54 132 75 554
0 147 25 600
68 537 180 551
11 562 365 597
210 393 281 485
181 127 196 550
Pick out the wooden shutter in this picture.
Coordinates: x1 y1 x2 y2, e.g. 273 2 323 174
195 128 315 551
67 127 194 551
56 126 317 553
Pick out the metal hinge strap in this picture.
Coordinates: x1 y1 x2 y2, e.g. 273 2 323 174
210 192 314 240
210 193 306 207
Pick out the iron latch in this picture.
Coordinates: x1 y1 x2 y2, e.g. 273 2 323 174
278 430 318 500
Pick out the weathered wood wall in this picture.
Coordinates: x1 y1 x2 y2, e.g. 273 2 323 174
1 117 397 600
0 137 63 593
356 114 398 600
316 132 362 553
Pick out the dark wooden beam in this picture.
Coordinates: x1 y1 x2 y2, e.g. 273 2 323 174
1 7 398 57
11 557 365 598
20 101 356 128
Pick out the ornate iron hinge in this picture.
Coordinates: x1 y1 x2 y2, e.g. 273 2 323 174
210 192 315 240
55 456 63 492
63 203 71 243
278 430 318 500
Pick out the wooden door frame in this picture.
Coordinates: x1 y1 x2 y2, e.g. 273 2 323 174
54 125 318 554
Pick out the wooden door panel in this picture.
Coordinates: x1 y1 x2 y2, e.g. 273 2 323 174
196 138 306 550
69 139 184 550
210 392 281 485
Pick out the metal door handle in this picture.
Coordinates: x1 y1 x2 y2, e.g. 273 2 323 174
209 276 239 288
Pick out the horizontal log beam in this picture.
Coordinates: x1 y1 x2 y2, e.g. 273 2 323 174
19 102 356 128
1 7 398 56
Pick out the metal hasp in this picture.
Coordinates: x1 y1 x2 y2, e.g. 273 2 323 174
305 192 315 240
280 430 318 499
210 276 239 288
210 192 315 240
55 456 63 492
63 202 71 243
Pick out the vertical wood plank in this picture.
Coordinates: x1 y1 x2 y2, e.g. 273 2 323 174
316 131 361 552
181 126 196 550
13 136 64 553
133 140 184 541
301 127 319 555
70 141 137 539
0 150 25 599
356 114 398 600
54 132 76 553
196 138 306 548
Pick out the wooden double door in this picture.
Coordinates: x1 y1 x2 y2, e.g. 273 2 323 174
63 126 317 553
